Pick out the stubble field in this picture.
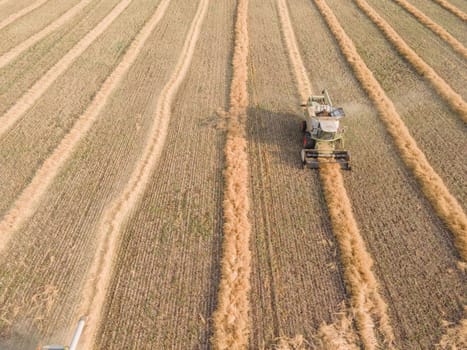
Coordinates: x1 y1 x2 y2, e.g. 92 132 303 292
0 0 465 349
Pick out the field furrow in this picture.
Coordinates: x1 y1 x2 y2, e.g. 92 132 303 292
391 0 467 58
364 0 467 99
445 0 467 12
0 0 94 69
326 0 466 208
0 0 171 257
77 0 209 347
317 0 467 268
286 0 466 346
0 0 49 31
96 0 235 347
0 0 118 116
0 0 86 54
278 0 395 347
432 0 467 20
0 0 34 21
353 0 467 122
405 0 467 44
0 0 133 139
0 0 137 220
246 0 347 347
0 0 196 346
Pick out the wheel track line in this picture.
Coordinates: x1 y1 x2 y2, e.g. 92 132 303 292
354 0 467 122
0 0 133 140
277 0 395 348
76 0 209 348
257 130 281 338
391 0 467 59
0 0 171 254
431 0 467 21
249 61 281 340
211 0 251 348
313 0 467 259
0 0 50 31
0 0 95 69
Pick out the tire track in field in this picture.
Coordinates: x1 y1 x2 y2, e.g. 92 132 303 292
353 0 467 122
0 0 49 31
211 0 251 348
251 114 281 339
0 0 133 140
0 0 94 69
0 0 171 254
76 0 208 348
313 0 467 259
277 0 395 348
432 0 467 21
392 0 467 58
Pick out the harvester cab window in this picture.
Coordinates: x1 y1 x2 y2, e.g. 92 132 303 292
315 104 332 115
330 107 345 117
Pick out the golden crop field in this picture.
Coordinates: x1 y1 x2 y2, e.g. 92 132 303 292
0 0 465 349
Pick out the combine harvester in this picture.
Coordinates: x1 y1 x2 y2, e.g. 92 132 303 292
300 89 351 170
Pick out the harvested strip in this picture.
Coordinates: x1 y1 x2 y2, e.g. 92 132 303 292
0 0 49 31
0 0 133 139
313 0 467 261
0 0 94 69
432 0 467 21
354 0 467 122
392 0 467 58
0 0 171 254
277 0 395 348
76 0 209 348
211 0 251 348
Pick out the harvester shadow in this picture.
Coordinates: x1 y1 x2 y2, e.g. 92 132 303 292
246 107 304 170
0 320 41 350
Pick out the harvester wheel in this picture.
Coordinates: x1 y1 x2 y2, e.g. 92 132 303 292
303 133 315 149
301 121 307 132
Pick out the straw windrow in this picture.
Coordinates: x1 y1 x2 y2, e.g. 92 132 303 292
211 0 251 348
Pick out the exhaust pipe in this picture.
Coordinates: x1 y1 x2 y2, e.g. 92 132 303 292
42 317 86 350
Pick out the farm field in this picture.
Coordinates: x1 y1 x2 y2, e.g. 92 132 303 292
0 0 465 349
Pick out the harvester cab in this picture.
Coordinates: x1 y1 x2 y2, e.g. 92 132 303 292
300 89 351 170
